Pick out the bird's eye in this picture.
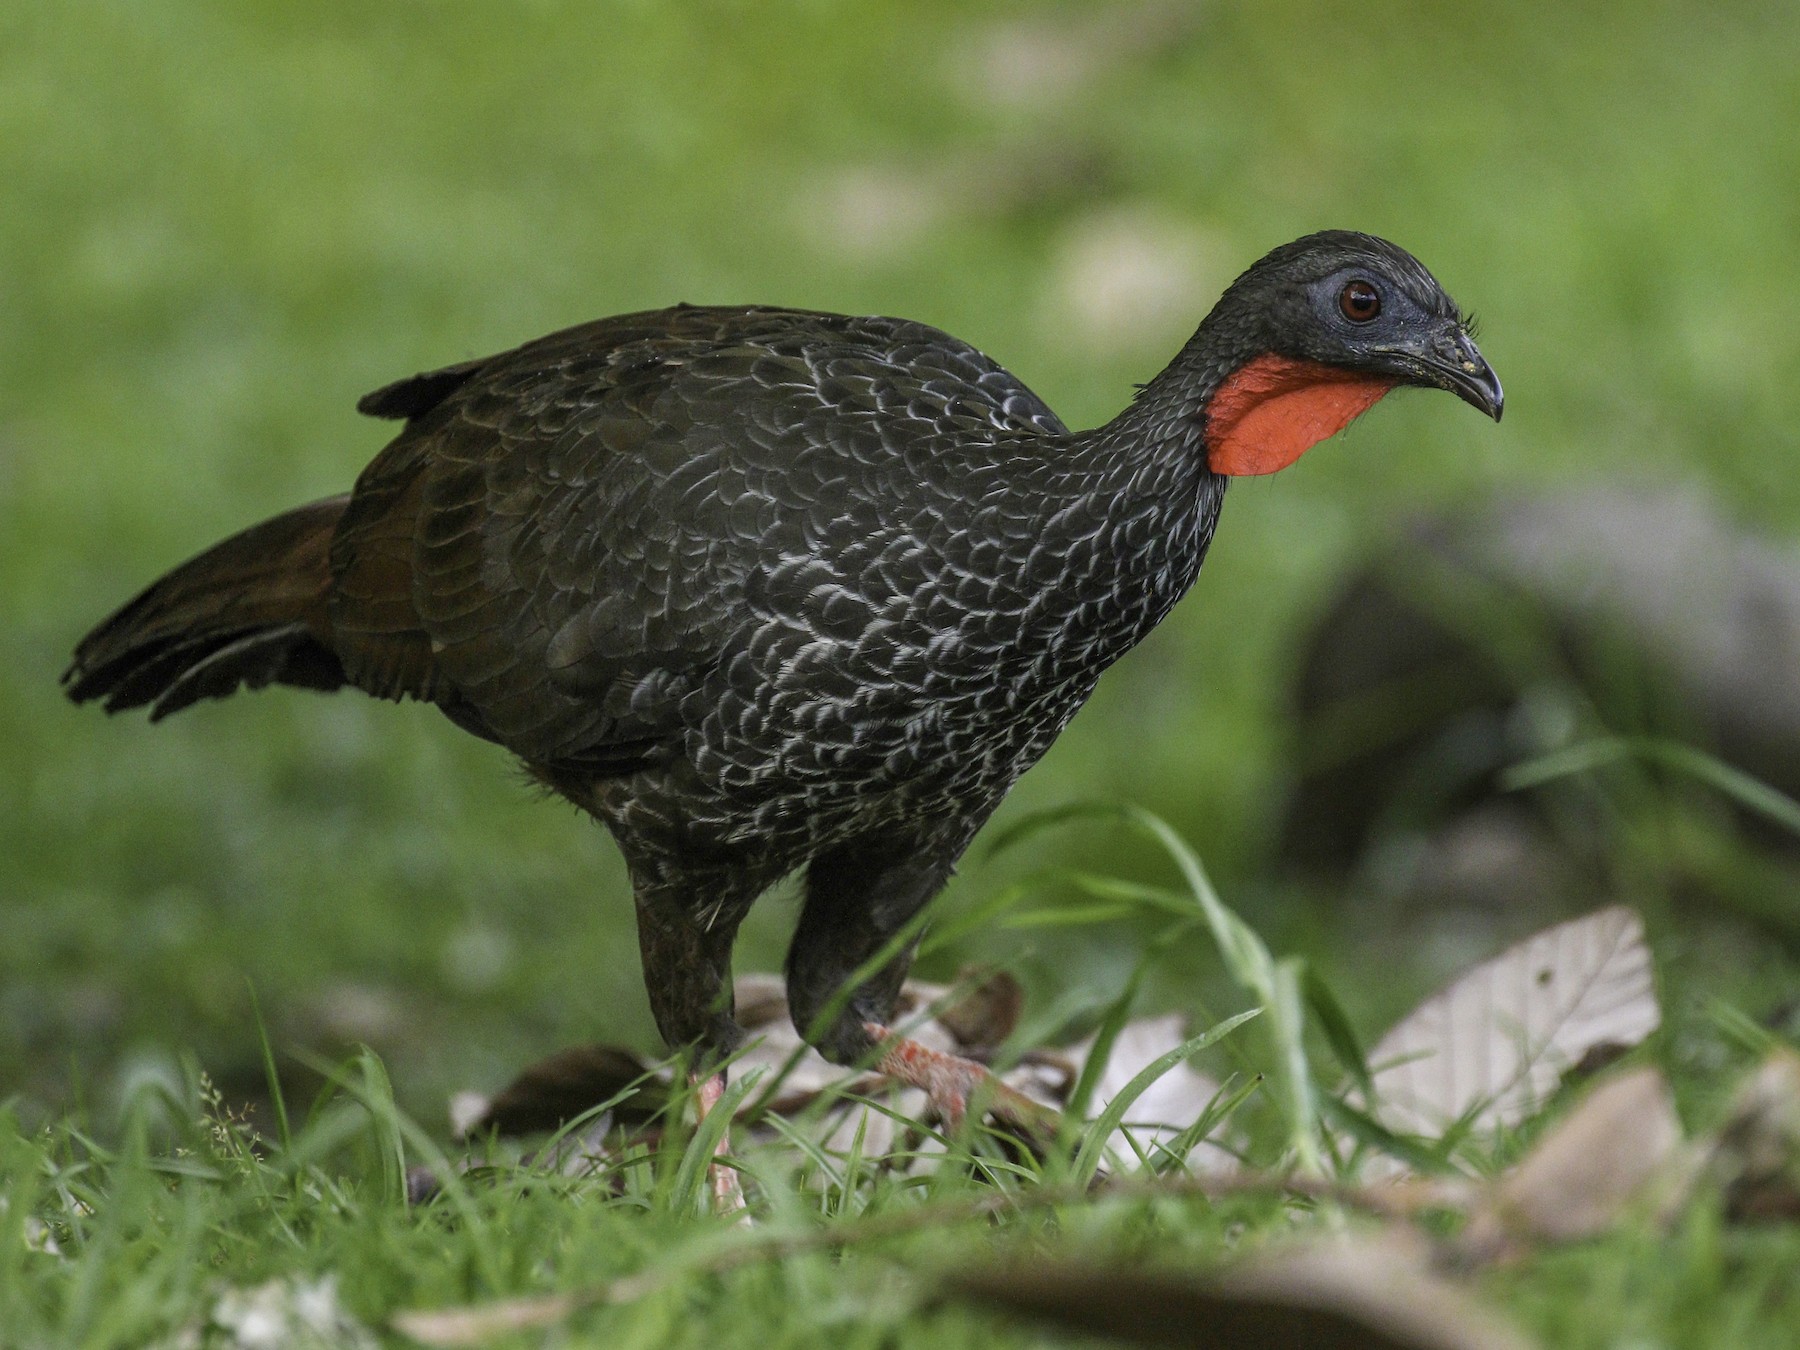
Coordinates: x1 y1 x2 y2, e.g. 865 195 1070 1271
1339 280 1381 323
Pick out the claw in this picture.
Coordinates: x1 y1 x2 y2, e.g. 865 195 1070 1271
864 1023 1061 1147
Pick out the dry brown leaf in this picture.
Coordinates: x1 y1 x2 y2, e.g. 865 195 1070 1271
1368 906 1659 1138
933 966 1026 1049
948 1234 1532 1350
1459 1066 1684 1261
453 1045 664 1139
1708 1047 1800 1224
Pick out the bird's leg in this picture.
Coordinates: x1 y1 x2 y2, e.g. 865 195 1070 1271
788 834 1062 1149
863 1022 1060 1145
628 865 766 1217
692 1069 745 1214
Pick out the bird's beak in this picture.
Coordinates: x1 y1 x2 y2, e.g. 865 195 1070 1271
1412 328 1504 422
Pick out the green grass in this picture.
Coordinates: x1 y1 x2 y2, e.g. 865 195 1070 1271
7 0 1800 1342
6 786 1800 1346
4 862 1798 1349
0 1084 1289 1347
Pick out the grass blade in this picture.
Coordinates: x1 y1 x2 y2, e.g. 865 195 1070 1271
1062 922 1195 1128
1070 1009 1260 1184
1304 965 1373 1101
1270 958 1323 1173
1122 806 1274 998
244 981 290 1153
670 1073 757 1214
1506 735 1800 838
1320 1093 1460 1177
1150 1072 1262 1175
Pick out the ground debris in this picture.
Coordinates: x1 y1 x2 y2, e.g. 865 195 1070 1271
947 1233 1534 1350
444 966 1243 1176
1364 906 1659 1142
1455 1065 1687 1263
1706 1047 1800 1224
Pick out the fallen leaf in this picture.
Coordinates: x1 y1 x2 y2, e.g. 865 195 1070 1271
300 981 411 1045
455 1045 664 1139
404 1164 445 1207
948 1234 1532 1350
799 145 1117 263
932 966 1026 1050
1367 906 1659 1138
1458 1066 1684 1261
800 164 955 260
730 1014 923 1158
1708 1047 1800 1224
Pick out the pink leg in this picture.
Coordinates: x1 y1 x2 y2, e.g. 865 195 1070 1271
693 1071 746 1214
865 1023 1060 1144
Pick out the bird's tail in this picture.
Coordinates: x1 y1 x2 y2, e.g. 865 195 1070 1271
64 495 353 720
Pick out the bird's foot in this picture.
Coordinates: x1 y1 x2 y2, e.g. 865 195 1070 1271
693 1071 747 1217
863 1023 1060 1147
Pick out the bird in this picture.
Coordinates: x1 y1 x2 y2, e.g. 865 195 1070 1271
65 230 1501 1201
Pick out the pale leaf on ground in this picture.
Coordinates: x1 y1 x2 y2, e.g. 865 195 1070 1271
1041 207 1223 358
1707 1047 1800 1224
733 971 791 1030
1458 1066 1686 1262
949 1233 1532 1350
1367 906 1659 1138
731 1011 934 1157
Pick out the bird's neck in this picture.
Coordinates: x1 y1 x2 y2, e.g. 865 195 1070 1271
1071 329 1236 502
1035 340 1237 633
1076 324 1392 489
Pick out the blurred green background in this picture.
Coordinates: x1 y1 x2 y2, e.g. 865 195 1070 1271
5 0 1799 1118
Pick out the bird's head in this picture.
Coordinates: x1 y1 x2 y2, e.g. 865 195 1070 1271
1194 230 1503 476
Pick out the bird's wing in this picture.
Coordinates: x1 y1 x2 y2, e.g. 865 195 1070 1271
326 306 1067 770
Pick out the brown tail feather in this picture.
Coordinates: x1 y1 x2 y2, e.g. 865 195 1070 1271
65 495 352 720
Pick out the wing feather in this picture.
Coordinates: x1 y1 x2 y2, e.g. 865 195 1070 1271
324 306 1068 773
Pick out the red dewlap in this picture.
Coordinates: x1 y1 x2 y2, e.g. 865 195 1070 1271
1204 353 1395 476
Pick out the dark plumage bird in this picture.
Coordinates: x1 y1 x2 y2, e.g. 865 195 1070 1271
65 231 1501 1185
